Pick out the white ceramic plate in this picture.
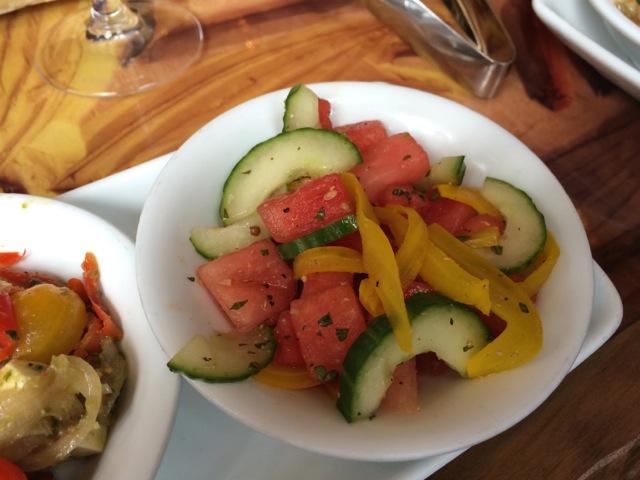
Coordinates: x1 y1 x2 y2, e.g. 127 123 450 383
1 194 180 480
533 0 640 101
587 0 640 68
136 82 594 462
61 154 621 479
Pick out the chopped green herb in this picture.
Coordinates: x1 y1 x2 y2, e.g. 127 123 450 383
260 249 270 256
491 245 504 255
318 313 333 327
230 300 249 310
392 188 411 201
187 276 195 282
336 328 349 342
3 330 18 341
314 366 338 382
519 302 530 313
248 361 261 372
315 207 326 221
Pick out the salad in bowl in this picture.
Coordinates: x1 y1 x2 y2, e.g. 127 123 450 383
136 82 594 461
1 194 179 479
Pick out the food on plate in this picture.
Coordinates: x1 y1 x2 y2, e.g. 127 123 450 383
171 84 560 422
0 252 127 473
614 0 640 25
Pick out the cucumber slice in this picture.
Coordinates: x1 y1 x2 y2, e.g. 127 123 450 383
337 292 491 422
415 155 466 190
276 214 359 260
477 177 547 274
283 84 321 132
190 213 270 260
167 325 276 383
220 128 362 226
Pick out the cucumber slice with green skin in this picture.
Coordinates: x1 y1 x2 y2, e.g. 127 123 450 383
283 84 321 132
190 213 270 260
276 214 359 260
167 325 276 383
337 292 491 423
220 128 362 226
415 155 466 190
477 177 547 274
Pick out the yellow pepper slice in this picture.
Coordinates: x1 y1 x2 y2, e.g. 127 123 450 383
342 173 412 352
376 205 428 289
377 203 491 315
293 246 365 280
419 241 491 315
427 223 543 378
253 364 320 390
358 278 384 318
518 233 560 298
462 226 501 249
437 184 502 217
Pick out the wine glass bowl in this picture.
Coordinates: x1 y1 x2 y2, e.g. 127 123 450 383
35 0 203 97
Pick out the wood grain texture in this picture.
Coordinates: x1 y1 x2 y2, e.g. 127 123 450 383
1 0 637 196
429 321 640 480
1 1 640 478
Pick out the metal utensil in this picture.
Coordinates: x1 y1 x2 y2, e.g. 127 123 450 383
362 0 516 98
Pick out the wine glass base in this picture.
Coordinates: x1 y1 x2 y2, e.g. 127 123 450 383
35 1 203 97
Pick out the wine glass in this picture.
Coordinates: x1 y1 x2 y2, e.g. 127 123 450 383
35 0 203 97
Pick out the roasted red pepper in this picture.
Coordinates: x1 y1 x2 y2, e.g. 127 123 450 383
0 250 26 268
0 291 18 362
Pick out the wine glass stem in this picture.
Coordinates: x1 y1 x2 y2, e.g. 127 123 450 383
87 0 144 40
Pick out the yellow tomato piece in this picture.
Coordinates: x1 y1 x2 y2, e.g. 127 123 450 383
253 364 319 390
427 223 543 378
436 184 502 217
293 246 365 280
12 284 87 363
342 173 412 352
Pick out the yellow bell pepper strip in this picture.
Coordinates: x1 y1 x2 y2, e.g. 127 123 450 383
253 363 320 390
374 207 406 248
436 184 503 217
461 226 501 249
358 278 385 318
342 172 412 352
518 232 560 298
376 203 490 315
419 240 491 316
427 223 543 378
376 205 428 290
292 246 365 280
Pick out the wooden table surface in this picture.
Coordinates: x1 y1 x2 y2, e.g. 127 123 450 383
2 0 639 478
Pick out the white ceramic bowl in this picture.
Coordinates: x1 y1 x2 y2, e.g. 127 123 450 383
1 194 180 479
588 0 640 68
136 82 594 461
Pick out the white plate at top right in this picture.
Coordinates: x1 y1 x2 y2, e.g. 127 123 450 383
533 0 640 101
